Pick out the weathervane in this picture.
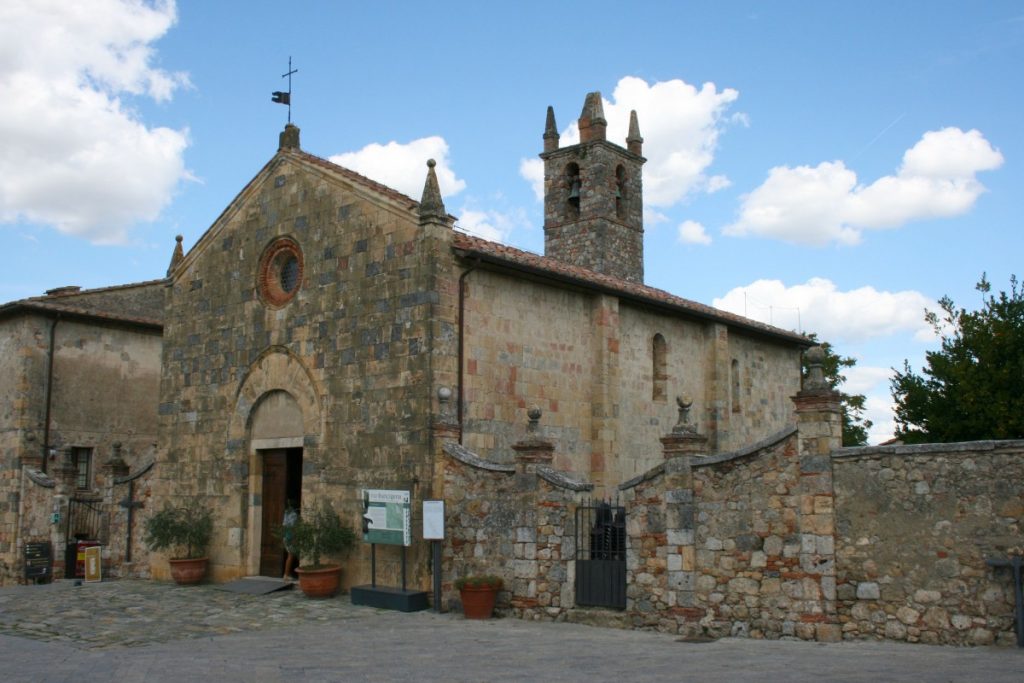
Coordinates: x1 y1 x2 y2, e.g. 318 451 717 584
271 56 298 123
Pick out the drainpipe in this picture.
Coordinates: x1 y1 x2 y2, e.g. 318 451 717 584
456 259 480 445
41 314 61 474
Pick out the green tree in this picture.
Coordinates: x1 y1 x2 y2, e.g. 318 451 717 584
802 334 873 446
891 274 1024 443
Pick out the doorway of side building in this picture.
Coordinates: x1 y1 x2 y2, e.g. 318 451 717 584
258 447 302 577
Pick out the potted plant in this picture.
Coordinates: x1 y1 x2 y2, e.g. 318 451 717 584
290 500 356 597
143 500 214 585
455 574 503 619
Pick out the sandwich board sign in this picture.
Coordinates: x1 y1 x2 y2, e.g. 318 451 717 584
361 489 411 546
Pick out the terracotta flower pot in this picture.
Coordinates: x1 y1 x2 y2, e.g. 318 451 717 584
460 585 499 619
296 565 342 598
168 557 208 585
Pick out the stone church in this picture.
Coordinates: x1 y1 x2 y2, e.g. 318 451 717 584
151 91 809 585
3 93 1020 648
0 91 807 587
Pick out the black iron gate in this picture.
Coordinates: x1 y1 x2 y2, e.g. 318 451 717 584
575 502 626 609
64 496 107 577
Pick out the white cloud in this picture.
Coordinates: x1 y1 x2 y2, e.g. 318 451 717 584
677 220 712 245
0 0 191 244
330 136 466 201
713 277 936 344
842 365 898 445
454 207 528 243
865 392 898 445
520 157 545 202
843 365 893 396
725 127 1003 245
520 75 739 208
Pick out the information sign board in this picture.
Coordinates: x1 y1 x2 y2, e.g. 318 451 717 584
84 545 102 582
423 500 444 540
362 489 411 546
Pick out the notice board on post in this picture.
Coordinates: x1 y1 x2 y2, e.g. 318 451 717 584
361 489 411 546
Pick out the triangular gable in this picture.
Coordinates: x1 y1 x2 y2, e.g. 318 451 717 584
172 148 426 283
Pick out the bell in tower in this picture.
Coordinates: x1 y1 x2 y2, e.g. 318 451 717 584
540 92 646 284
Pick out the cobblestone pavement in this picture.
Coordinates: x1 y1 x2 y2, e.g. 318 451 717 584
1 579 1021 682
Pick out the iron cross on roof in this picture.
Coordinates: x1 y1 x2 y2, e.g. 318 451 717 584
271 56 298 123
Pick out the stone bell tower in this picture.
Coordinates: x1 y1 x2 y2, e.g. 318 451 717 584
541 92 646 283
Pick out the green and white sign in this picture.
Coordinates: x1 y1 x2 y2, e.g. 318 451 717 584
361 489 411 546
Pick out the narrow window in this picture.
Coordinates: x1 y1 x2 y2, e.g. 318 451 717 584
731 359 741 413
653 334 667 401
72 447 92 490
566 163 581 218
615 165 627 219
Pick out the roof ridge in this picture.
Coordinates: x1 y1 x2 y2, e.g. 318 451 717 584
7 278 168 307
292 149 421 208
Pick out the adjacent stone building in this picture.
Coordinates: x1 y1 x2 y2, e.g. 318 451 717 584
0 282 163 583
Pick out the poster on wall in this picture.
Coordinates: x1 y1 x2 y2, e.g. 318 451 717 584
361 489 411 546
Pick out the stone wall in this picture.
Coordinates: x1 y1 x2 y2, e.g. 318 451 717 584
833 440 1024 646
0 311 161 585
440 439 589 619
620 427 838 641
460 267 803 496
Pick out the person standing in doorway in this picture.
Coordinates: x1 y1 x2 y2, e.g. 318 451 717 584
282 501 298 582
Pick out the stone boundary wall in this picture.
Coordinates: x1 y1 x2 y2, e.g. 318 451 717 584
441 441 589 619
103 459 156 579
833 439 1024 646
7 468 58 583
0 457 157 585
620 427 839 640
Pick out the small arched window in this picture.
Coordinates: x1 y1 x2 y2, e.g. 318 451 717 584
566 163 581 218
731 359 741 413
615 165 627 219
653 334 667 401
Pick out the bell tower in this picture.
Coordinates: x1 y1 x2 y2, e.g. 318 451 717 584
541 92 646 283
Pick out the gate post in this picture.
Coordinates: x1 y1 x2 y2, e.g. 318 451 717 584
660 396 707 618
791 346 842 642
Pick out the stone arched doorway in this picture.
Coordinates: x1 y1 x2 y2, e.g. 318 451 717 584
228 348 323 577
249 390 304 577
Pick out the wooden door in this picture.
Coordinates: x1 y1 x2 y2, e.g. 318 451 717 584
259 450 287 576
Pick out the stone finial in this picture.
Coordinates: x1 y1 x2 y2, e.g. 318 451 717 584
418 159 448 225
279 122 300 150
578 91 607 143
513 405 554 466
166 234 184 277
802 345 831 393
527 405 542 433
627 110 643 155
672 395 697 435
543 105 559 153
661 394 707 458
437 385 455 423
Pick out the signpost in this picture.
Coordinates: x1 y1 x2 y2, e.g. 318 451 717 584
351 489 428 612
361 489 411 546
24 542 52 583
423 500 445 612
84 545 102 583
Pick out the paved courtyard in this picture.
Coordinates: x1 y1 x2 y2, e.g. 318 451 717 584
0 579 1020 682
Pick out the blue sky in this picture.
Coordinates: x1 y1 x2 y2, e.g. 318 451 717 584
2 1 1021 443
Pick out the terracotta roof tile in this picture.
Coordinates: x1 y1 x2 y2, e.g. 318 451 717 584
0 279 165 328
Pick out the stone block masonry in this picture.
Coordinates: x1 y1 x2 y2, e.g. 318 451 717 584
833 440 1024 646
